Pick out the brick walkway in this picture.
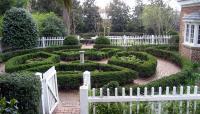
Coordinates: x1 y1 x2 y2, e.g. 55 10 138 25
53 90 80 114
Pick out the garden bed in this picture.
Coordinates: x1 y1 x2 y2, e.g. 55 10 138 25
27 62 137 89
108 51 157 78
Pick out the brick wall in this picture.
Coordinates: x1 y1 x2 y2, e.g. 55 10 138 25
179 6 200 61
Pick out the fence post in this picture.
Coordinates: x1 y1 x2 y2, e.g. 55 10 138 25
83 71 91 90
36 72 45 114
152 35 155 44
42 37 46 48
80 85 89 114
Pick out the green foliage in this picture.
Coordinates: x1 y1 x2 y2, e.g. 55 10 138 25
32 12 66 37
108 0 130 32
64 35 79 45
169 35 179 45
128 48 194 94
0 16 3 37
1 45 81 62
94 44 122 50
95 36 110 45
5 52 60 73
27 62 137 89
2 8 38 50
0 72 41 114
108 51 157 78
102 81 122 96
0 98 18 114
0 0 14 15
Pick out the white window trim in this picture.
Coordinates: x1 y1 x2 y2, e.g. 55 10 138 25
183 23 200 48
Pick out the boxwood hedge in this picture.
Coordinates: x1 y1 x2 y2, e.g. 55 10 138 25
127 48 194 94
27 62 137 89
0 72 41 114
5 51 60 73
0 45 81 62
108 51 157 78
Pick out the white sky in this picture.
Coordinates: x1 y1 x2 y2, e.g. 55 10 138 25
79 0 181 11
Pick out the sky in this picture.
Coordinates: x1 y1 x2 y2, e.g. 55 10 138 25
79 0 181 11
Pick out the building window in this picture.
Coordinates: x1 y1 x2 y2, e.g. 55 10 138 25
198 25 200 44
186 24 189 42
190 25 194 43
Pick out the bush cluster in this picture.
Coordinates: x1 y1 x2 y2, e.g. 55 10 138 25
2 8 38 50
94 44 123 50
32 12 66 37
128 48 194 94
108 51 157 78
95 36 110 45
5 52 60 73
0 72 41 114
27 62 137 89
0 45 81 62
63 35 79 45
0 16 3 37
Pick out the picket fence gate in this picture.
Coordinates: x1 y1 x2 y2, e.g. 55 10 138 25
36 66 59 114
37 37 65 48
80 71 200 114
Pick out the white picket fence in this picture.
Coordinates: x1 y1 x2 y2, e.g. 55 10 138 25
107 35 171 46
36 66 59 114
37 37 65 48
80 71 200 114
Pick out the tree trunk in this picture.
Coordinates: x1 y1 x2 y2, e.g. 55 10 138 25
63 8 71 35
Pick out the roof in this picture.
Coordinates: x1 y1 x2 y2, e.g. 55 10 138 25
183 11 200 21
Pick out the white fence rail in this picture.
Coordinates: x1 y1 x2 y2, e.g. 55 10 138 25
37 37 65 48
80 71 200 114
36 66 59 114
108 35 171 46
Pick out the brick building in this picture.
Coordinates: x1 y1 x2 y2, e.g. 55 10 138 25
178 0 200 61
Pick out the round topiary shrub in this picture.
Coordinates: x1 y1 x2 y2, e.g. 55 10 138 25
95 36 110 45
63 35 79 45
2 8 38 50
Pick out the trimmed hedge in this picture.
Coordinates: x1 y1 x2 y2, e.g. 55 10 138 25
127 48 194 94
64 35 79 45
0 72 41 114
54 48 121 61
5 52 60 73
27 62 137 89
94 44 123 50
108 51 157 78
95 36 110 45
0 45 81 62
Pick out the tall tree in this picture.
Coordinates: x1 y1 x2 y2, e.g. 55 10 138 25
70 0 84 34
82 0 102 33
57 0 72 34
107 0 130 32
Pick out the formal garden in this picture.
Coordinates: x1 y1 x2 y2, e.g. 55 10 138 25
0 0 200 114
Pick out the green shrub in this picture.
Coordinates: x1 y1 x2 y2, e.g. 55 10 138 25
0 16 3 37
1 45 81 62
5 52 60 73
128 48 194 95
169 35 179 45
102 81 122 96
0 72 41 114
54 49 108 61
64 35 79 45
94 44 122 50
0 98 18 114
2 8 38 50
40 13 66 37
95 36 110 45
108 51 157 78
27 62 137 90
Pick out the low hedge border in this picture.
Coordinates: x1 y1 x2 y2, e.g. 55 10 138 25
53 49 107 61
127 48 194 94
27 62 138 90
94 44 123 50
0 45 81 62
108 51 157 78
53 48 122 61
0 72 41 114
5 51 60 73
